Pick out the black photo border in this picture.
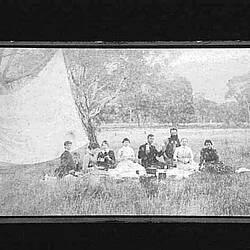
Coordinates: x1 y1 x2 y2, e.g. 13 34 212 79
0 40 249 225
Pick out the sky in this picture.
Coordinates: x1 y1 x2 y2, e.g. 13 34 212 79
160 49 250 103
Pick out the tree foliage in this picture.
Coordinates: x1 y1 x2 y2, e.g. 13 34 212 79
194 93 221 123
63 49 195 142
226 74 250 123
153 76 195 124
112 51 194 125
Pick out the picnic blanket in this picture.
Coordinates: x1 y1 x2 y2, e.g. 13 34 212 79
107 160 146 179
235 167 250 174
40 164 250 187
158 162 200 180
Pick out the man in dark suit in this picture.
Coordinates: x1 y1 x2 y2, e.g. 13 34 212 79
55 141 76 178
138 134 165 169
162 128 181 167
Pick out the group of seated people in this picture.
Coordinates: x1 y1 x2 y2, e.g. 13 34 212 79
54 128 234 179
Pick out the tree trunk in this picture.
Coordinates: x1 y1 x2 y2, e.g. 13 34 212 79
143 112 147 124
84 118 99 147
135 111 141 127
129 108 132 123
246 101 250 124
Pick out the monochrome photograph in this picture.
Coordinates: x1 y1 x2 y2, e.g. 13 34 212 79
0 47 249 216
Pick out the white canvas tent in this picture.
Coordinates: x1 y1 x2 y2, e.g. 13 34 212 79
0 50 88 164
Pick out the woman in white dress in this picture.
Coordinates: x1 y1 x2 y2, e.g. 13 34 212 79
108 138 146 179
173 138 198 170
165 138 199 179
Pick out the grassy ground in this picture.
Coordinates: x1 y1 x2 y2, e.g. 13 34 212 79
0 128 249 216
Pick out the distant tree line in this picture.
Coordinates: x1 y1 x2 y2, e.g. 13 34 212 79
99 93 250 127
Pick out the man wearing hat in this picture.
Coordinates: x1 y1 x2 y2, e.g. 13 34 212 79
55 141 76 178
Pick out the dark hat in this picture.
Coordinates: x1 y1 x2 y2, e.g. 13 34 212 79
101 140 109 146
170 127 178 132
64 141 72 146
122 138 130 143
204 139 213 145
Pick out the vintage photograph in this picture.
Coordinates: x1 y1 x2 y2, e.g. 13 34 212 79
0 47 249 216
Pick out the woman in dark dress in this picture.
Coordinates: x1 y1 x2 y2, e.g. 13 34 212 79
199 140 234 174
72 152 83 172
97 140 116 170
54 141 76 178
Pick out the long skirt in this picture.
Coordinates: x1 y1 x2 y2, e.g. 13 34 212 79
108 160 146 179
201 161 234 174
164 162 199 180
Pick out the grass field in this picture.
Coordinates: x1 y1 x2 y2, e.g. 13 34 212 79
0 128 249 216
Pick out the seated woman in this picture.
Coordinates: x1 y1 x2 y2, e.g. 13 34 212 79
72 152 83 172
161 138 199 180
173 138 199 171
199 139 234 174
97 140 116 170
108 138 146 179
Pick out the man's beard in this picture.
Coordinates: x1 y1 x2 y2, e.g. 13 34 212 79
170 135 178 140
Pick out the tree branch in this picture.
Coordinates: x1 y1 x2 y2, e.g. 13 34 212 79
83 91 91 115
88 76 100 89
68 66 81 89
1 49 18 80
79 64 87 83
89 80 99 101
89 81 112 103
75 100 89 128
91 76 126 104
89 77 126 118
